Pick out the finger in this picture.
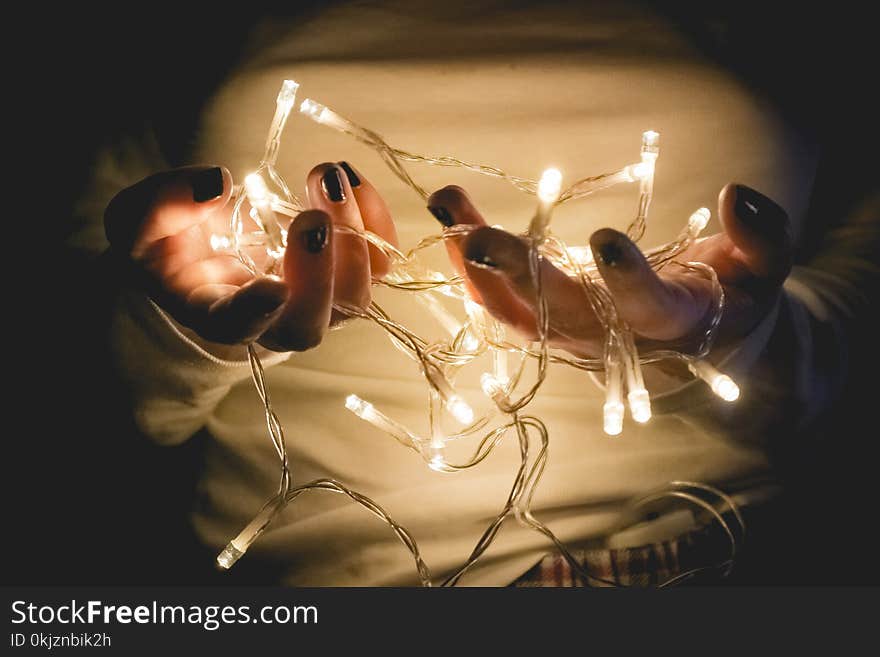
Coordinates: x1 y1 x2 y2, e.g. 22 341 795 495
590 228 711 341
718 183 792 284
259 210 334 352
183 276 289 344
462 227 601 342
426 185 498 305
307 163 371 315
105 166 232 259
338 161 399 278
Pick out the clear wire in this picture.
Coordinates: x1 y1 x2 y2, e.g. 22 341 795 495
213 81 746 587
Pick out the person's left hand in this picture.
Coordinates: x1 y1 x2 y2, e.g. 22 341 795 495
426 183 792 357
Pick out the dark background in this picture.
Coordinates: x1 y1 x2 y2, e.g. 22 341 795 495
10 1 879 586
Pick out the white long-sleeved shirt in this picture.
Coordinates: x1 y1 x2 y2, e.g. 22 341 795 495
77 1 870 585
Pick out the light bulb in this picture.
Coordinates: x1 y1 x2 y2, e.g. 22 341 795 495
345 394 374 419
216 543 245 570
428 454 447 472
627 388 652 424
688 360 740 402
537 167 563 204
244 173 270 207
299 98 350 132
603 359 625 436
603 401 625 436
566 246 594 267
462 333 480 352
529 167 563 242
244 172 286 256
641 130 660 154
276 79 299 110
447 395 474 425
712 375 740 402
210 234 231 251
344 394 420 448
687 207 711 235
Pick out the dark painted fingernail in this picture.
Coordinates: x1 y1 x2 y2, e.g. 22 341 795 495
596 240 624 267
734 185 784 228
302 224 329 253
463 238 498 268
339 161 361 188
192 167 223 203
321 167 346 202
428 205 454 227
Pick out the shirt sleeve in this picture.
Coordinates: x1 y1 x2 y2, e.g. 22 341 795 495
109 287 292 446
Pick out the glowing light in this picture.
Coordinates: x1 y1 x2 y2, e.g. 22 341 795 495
603 359 625 436
627 388 652 424
530 167 564 241
447 395 474 425
345 394 374 419
216 543 244 570
462 333 480 352
277 79 299 109
603 401 624 436
299 98 349 132
428 454 447 473
537 168 563 204
244 173 270 207
687 207 711 234
566 246 594 266
712 375 740 402
210 234 231 251
689 360 740 402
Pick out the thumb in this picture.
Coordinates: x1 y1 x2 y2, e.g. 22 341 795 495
718 183 792 285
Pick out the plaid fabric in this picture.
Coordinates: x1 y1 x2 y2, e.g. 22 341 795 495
510 525 733 587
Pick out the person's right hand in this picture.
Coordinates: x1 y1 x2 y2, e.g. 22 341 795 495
104 162 399 352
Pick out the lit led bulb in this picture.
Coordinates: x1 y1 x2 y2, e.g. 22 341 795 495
244 172 285 255
627 388 652 424
480 372 510 408
461 333 480 352
447 395 474 425
210 234 232 251
299 98 351 132
529 167 564 242
603 359 625 436
603 401 625 436
687 207 711 235
277 79 299 110
344 395 420 448
688 360 740 402
261 79 299 167
623 161 654 182
537 167 563 204
566 246 594 267
641 130 660 156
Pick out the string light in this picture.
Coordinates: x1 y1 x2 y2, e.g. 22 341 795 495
211 79 744 587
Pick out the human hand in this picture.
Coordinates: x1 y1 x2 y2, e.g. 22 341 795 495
427 183 791 357
104 162 398 351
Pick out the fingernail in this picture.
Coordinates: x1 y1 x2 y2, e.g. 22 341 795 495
734 185 784 227
302 224 329 253
321 167 346 202
463 229 524 272
596 240 624 267
428 205 454 227
465 251 499 268
339 161 361 188
192 167 223 203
